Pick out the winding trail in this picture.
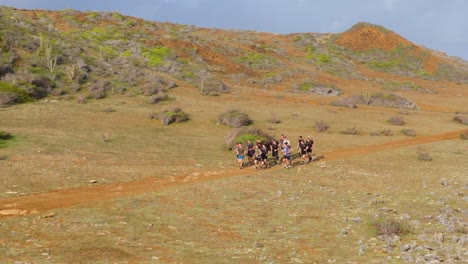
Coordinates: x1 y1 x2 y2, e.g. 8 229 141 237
0 129 465 219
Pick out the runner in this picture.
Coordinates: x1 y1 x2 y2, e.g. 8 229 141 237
305 136 314 163
234 142 246 169
246 140 255 166
260 143 270 169
281 141 292 169
299 137 308 164
253 144 263 170
270 139 280 165
297 136 304 159
280 134 290 149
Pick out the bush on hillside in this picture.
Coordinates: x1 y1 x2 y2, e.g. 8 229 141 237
158 107 189 125
217 110 252 128
331 96 359 109
89 80 111 99
200 78 229 96
148 93 168 104
0 81 35 106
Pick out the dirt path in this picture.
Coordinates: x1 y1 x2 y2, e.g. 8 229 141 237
0 130 465 219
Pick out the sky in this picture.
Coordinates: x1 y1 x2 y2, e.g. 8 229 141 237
1 0 467 60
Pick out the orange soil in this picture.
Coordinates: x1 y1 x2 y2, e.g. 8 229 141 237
0 129 464 219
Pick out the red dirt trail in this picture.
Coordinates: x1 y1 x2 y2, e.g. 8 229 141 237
0 129 465 219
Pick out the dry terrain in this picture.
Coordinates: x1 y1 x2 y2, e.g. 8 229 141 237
0 7 467 264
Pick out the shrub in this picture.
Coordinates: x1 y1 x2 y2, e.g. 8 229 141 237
0 130 12 140
453 115 468 125
89 80 111 99
331 96 358 108
401 129 416 137
200 78 229 96
0 81 35 105
217 110 252 128
267 113 281 124
460 130 468 140
148 93 168 104
341 127 358 135
387 115 405 126
158 107 189 125
315 120 329 132
417 147 432 161
370 129 393 136
224 127 274 149
141 82 166 96
373 217 405 237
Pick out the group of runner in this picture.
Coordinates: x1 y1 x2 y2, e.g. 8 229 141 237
234 134 314 170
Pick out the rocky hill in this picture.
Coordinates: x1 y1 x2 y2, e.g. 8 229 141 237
0 6 467 106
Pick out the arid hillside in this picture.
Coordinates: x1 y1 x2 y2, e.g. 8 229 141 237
0 7 467 110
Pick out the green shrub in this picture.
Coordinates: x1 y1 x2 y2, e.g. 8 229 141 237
225 127 274 149
0 81 35 105
158 107 189 125
142 46 171 67
0 130 12 140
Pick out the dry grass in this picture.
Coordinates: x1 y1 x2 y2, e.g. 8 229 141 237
0 74 467 263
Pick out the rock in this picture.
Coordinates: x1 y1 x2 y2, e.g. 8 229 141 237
400 243 412 252
358 244 366 255
89 180 98 183
423 253 439 262
440 178 450 187
400 252 414 262
340 228 348 235
433 233 444 244
400 213 411 220
348 217 362 222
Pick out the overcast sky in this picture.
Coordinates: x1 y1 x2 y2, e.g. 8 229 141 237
1 0 467 60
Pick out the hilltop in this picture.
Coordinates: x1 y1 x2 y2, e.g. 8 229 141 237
0 7 467 109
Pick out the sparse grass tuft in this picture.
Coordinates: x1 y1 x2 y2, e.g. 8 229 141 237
370 129 393 136
341 127 358 135
417 147 432 161
460 130 468 140
373 216 405 237
267 113 281 124
314 120 329 132
401 129 416 137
